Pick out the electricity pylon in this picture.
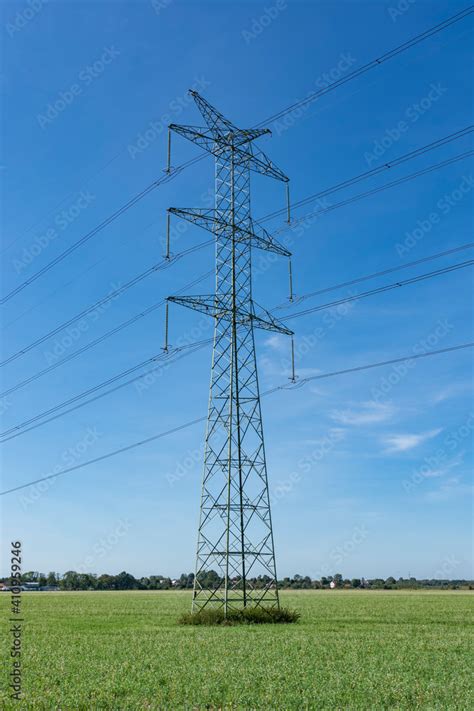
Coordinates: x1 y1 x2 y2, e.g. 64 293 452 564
166 91 293 613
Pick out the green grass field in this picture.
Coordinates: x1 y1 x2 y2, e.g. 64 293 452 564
1 590 472 709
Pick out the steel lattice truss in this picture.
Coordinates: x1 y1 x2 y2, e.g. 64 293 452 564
167 91 292 613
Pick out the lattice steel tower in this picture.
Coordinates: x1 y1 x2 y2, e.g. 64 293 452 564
166 91 293 613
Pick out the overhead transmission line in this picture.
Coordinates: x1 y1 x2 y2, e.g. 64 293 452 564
2 128 472 371
0 270 213 399
2 341 472 497
273 149 474 235
0 241 212 368
2 241 472 400
2 257 472 442
256 6 474 127
273 242 474 310
261 125 474 223
2 7 472 306
284 260 474 322
0 340 212 443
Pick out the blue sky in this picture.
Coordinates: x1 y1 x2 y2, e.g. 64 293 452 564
1 0 473 580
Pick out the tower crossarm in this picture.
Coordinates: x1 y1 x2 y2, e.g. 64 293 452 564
169 124 288 182
168 295 293 336
168 207 291 257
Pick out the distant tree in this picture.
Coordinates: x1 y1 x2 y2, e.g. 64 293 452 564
385 576 396 588
46 572 57 586
61 571 80 590
76 573 96 590
320 576 329 588
197 570 220 590
333 573 343 588
114 571 137 590
351 578 361 588
96 574 115 590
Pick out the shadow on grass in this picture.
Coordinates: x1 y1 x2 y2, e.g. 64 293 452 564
178 606 300 626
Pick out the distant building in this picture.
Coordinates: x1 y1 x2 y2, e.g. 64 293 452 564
329 581 336 589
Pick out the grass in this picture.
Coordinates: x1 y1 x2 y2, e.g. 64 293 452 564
178 604 300 625
0 590 472 709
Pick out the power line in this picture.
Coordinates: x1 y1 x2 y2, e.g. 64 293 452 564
273 149 474 235
0 241 212 369
2 341 472 497
0 341 212 443
0 270 214 399
0 155 205 306
3 7 472 305
285 259 474 322
2 257 471 441
3 241 471 400
3 130 471 371
261 125 474 224
257 6 474 126
273 242 474 311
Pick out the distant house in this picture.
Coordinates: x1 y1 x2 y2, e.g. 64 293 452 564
0 583 10 592
329 581 336 589
22 582 40 591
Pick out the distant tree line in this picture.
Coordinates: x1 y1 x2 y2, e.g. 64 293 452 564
1 570 472 591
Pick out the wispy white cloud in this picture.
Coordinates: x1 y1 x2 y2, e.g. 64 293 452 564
263 334 286 353
331 400 395 426
383 428 442 453
421 451 465 479
432 381 473 404
303 427 346 445
426 476 473 502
